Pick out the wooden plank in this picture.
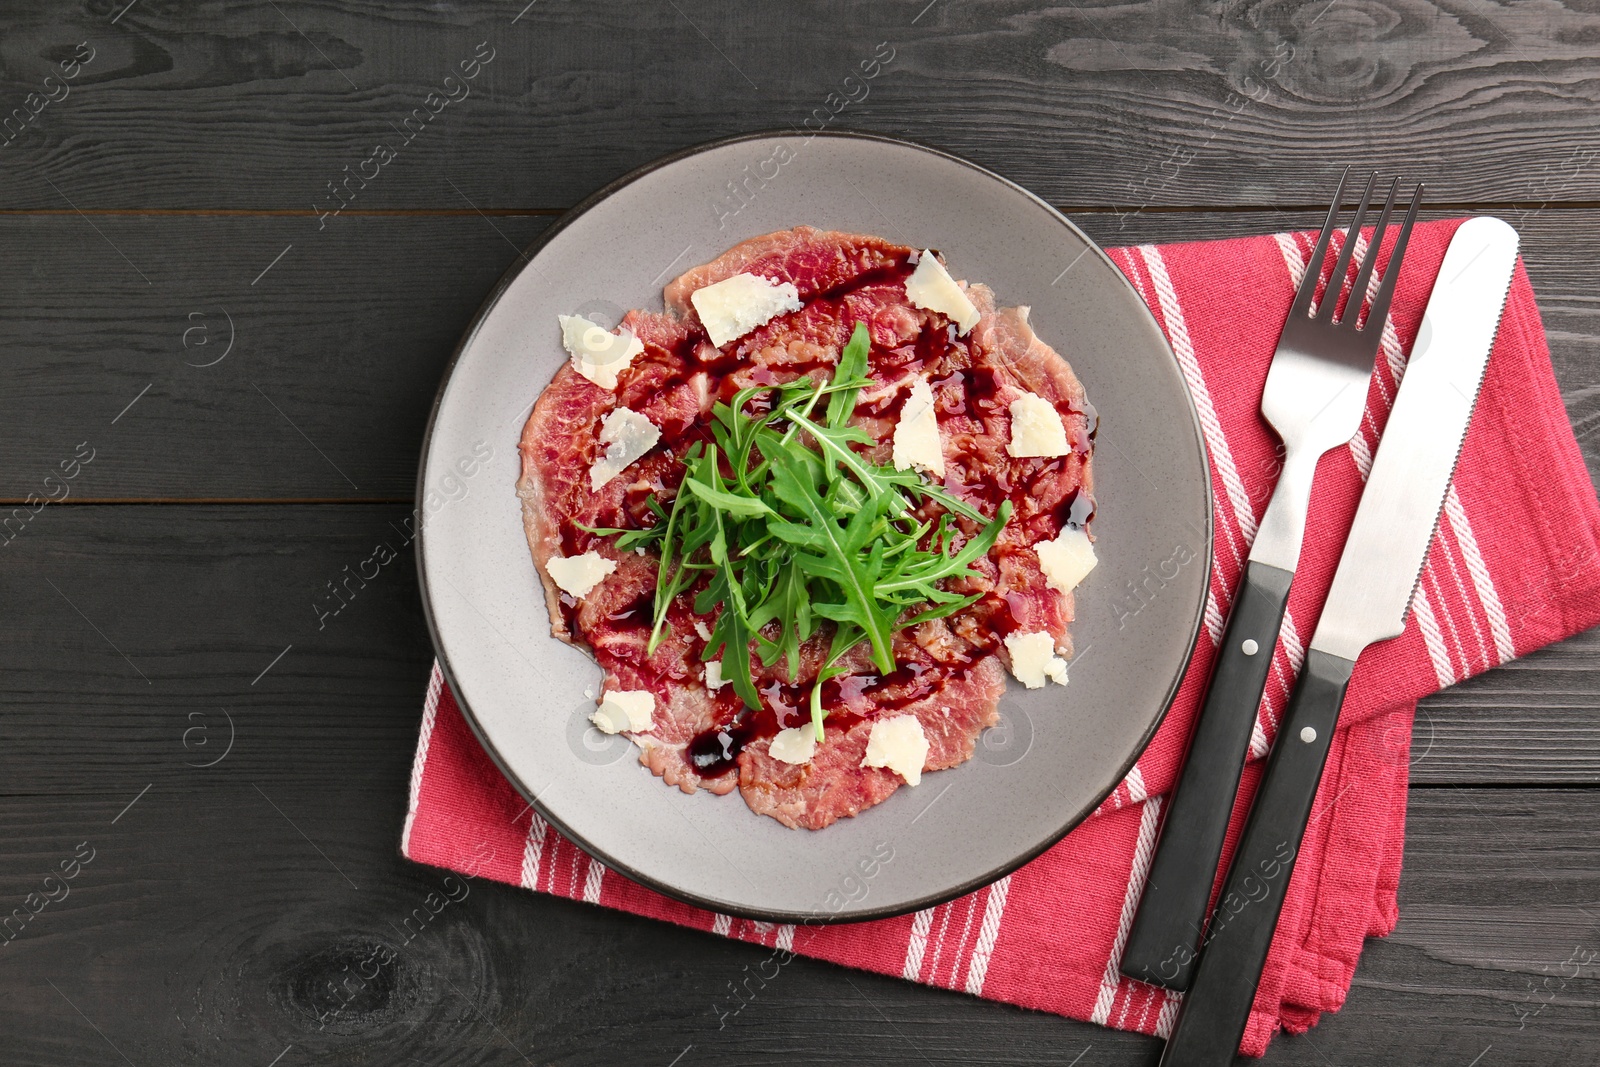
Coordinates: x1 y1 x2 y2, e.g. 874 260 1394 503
0 784 1141 1066
1334 787 1600 1064
1 207 1596 502
0 785 1591 1064
1414 629 1600 786
0 504 436 797
0 213 551 501
0 504 1593 804
0 1 1596 210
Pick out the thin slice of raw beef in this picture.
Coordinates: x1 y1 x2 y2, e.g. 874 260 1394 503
517 227 1096 827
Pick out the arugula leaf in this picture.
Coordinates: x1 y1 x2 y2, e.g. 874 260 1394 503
682 476 778 518
827 322 871 429
766 446 897 673
877 501 1012 596
575 520 665 553
594 319 1011 736
784 409 908 506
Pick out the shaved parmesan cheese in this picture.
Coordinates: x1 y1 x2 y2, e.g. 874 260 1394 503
1007 393 1069 458
544 550 617 598
905 250 980 335
1036 525 1097 594
693 618 712 641
768 726 816 765
891 377 945 478
861 714 929 786
690 272 802 347
558 314 644 390
589 407 661 491
1004 630 1069 689
591 689 655 734
704 660 727 691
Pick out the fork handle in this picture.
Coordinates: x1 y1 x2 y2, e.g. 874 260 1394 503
1119 561 1293 991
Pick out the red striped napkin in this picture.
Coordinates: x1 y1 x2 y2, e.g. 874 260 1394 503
402 218 1600 1056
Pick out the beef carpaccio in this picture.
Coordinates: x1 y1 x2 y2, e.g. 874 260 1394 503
518 227 1097 829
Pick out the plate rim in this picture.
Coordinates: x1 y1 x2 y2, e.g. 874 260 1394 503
414 127 1215 923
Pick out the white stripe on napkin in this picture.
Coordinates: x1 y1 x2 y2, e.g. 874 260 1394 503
1410 582 1457 688
399 663 445 855
1140 245 1259 560
1091 795 1164 1025
1445 487 1515 664
520 811 550 891
902 907 935 981
582 856 606 903
963 876 1012 995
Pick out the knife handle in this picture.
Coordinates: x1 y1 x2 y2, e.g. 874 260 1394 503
1156 649 1356 1067
1121 561 1294 991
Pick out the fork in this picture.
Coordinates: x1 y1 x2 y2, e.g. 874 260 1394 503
1119 168 1423 991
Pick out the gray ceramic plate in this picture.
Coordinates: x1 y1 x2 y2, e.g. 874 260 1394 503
417 131 1212 922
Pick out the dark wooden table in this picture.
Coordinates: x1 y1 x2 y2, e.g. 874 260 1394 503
3 3 1597 1064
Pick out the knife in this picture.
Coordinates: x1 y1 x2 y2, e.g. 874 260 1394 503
1123 171 1422 990
1155 216 1520 1066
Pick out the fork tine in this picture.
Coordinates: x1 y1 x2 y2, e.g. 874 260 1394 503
1363 183 1425 334
1348 176 1400 329
1318 171 1377 323
1290 166 1351 319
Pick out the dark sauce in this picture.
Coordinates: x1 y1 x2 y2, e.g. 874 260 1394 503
910 312 953 369
1063 487 1096 529
687 717 758 776
685 686 803 776
860 664 937 708
687 670 880 773
814 661 942 718
759 680 805 729
965 365 1004 413
606 589 655 624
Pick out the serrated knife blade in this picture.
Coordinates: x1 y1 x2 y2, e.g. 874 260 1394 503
1310 215 1520 660
1157 216 1520 1067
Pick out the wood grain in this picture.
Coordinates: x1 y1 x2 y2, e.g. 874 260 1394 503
0 213 551 500
0 207 1595 501
0 504 435 797
1 786 1591 1066
2 2 1596 1063
0 1 1595 210
1415 630 1600 785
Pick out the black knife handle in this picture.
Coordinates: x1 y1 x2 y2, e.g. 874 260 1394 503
1121 561 1295 990
1156 649 1356 1067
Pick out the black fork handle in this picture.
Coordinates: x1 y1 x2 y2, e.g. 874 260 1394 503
1120 561 1294 990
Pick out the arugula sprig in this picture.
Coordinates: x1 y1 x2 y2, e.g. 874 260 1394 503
595 321 1010 740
